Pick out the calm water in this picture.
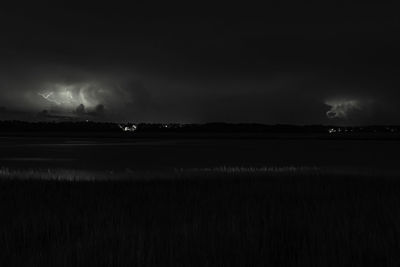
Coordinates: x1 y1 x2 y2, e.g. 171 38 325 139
0 136 399 172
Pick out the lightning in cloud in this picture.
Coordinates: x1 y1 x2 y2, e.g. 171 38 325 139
38 86 87 107
38 91 61 105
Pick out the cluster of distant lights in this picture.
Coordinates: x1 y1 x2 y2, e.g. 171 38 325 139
115 123 400 134
118 124 137 132
328 127 357 134
328 127 399 134
117 123 184 132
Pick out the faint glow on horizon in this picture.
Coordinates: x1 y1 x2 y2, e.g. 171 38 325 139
325 99 361 119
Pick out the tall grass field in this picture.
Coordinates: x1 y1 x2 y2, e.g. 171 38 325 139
1 168 400 266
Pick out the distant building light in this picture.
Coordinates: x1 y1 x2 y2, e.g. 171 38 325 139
328 128 336 134
118 124 137 132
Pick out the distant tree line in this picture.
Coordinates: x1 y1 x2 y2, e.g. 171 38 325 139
0 121 119 132
0 121 399 134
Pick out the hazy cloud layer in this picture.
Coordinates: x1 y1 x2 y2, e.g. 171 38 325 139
0 63 399 124
0 5 399 124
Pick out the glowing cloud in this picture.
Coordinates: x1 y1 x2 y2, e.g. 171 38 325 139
37 82 109 109
38 89 74 106
39 85 82 107
325 99 362 119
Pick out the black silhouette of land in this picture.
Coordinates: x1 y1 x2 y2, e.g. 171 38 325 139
1 121 399 137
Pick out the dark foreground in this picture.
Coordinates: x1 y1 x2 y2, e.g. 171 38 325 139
1 173 400 266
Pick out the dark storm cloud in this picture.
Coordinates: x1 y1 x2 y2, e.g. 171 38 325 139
0 3 400 124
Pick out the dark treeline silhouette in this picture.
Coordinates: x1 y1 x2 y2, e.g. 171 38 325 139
0 121 399 134
0 121 118 133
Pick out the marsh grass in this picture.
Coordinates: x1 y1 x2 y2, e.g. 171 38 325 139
2 166 393 182
1 168 400 266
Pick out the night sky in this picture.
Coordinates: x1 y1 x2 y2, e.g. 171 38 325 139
1 3 399 124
